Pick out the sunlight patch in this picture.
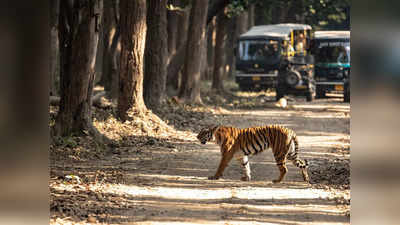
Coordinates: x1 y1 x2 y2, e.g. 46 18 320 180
99 184 332 201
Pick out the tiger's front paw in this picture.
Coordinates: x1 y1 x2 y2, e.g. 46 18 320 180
272 179 281 184
208 175 220 180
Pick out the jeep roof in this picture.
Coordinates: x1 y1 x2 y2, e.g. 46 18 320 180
239 23 312 40
314 31 350 39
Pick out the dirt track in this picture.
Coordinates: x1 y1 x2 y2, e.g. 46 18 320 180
50 94 350 225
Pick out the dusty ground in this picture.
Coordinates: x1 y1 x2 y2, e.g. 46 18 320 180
50 87 350 225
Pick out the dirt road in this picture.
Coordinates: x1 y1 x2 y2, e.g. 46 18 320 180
50 95 350 224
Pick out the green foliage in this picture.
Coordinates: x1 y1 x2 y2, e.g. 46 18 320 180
167 0 190 11
226 0 250 18
304 0 350 29
251 0 349 30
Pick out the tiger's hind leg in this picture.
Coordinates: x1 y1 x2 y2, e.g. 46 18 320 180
235 154 251 181
272 144 290 183
293 160 309 182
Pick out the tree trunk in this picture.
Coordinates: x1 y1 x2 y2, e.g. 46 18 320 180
167 0 179 59
118 0 147 121
236 10 249 36
279 2 290 23
287 0 305 23
226 16 236 78
101 0 119 99
55 0 103 137
166 6 190 91
143 0 168 109
200 29 208 81
178 0 209 104
50 0 60 96
248 3 255 28
212 8 228 92
206 17 216 80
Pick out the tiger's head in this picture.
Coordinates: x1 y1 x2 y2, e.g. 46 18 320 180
197 125 219 144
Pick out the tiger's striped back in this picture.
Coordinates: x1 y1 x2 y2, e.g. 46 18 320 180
236 125 293 155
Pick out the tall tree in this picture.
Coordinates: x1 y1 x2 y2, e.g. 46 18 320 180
143 0 168 109
236 9 249 35
55 0 103 137
226 16 236 78
118 0 147 121
101 0 120 99
206 18 216 80
178 0 209 103
166 5 190 91
50 0 60 96
211 8 228 92
248 3 255 28
167 0 179 59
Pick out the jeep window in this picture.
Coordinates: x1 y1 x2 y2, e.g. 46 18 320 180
315 43 350 64
238 40 280 61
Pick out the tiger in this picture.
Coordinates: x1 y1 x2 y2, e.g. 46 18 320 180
197 124 309 183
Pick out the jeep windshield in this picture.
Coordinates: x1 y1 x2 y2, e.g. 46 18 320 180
314 42 350 66
238 40 280 62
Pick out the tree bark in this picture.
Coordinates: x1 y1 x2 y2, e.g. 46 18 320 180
50 0 60 96
101 0 119 99
143 0 168 109
248 3 255 28
167 0 179 59
236 10 249 36
166 6 189 91
118 0 147 121
178 0 209 104
206 17 216 80
55 0 103 137
226 16 236 78
200 29 208 81
212 8 228 92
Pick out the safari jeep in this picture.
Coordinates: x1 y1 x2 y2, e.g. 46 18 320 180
235 23 316 101
312 31 350 102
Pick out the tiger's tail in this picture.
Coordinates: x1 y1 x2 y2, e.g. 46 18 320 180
287 135 308 169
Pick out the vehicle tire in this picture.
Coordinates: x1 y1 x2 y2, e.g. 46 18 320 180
285 70 301 88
